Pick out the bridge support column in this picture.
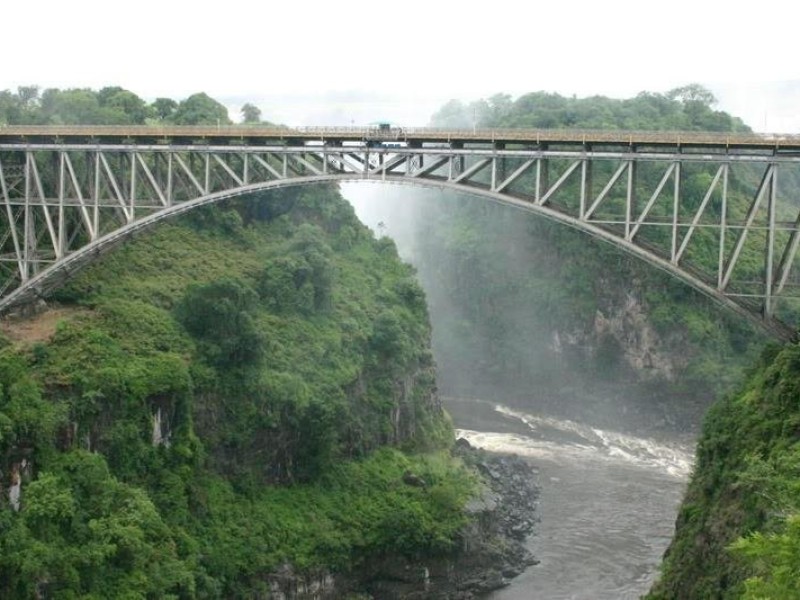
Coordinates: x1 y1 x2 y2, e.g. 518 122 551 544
23 154 32 282
130 151 138 222
204 154 211 194
0 158 24 284
449 155 464 179
93 152 101 236
580 157 592 219
167 153 174 206
535 156 550 203
58 153 66 258
764 164 777 316
493 144 506 192
625 160 636 239
717 164 728 289
671 162 681 263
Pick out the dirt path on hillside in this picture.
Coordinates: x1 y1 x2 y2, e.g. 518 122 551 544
1 306 86 344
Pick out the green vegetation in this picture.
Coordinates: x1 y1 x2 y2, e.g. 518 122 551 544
431 84 749 132
3 81 796 598
646 342 800 598
0 182 466 597
0 86 235 125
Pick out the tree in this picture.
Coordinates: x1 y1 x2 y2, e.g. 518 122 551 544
172 92 231 126
39 88 103 124
1 452 194 598
0 91 21 125
98 87 149 124
150 97 178 121
241 102 261 124
667 83 717 106
733 514 800 599
480 93 513 126
0 85 42 123
16 86 39 110
174 278 264 368
429 99 471 128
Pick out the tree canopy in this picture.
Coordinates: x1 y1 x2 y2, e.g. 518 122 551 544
430 84 749 132
0 86 237 126
171 92 232 126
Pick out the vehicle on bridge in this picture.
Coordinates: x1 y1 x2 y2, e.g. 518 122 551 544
365 121 407 148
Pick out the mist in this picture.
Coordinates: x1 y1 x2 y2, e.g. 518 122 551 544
343 181 714 439
343 180 704 598
333 82 789 598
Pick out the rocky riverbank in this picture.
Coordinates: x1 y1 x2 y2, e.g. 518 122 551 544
266 439 540 599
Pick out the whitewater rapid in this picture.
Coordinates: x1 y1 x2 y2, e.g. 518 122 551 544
457 404 693 479
444 398 694 600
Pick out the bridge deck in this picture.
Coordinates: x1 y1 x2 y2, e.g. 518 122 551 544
1 125 799 153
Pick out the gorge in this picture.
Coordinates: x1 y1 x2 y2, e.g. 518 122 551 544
1 84 799 598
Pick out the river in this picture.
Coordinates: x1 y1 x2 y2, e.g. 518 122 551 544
443 397 693 600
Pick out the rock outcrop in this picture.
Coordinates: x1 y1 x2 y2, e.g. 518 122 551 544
265 438 540 599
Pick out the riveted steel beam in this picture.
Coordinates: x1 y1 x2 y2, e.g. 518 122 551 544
0 134 798 338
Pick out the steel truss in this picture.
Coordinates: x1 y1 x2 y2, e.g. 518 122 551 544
1 139 800 339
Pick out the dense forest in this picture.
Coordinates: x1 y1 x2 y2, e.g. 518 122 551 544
0 86 262 126
431 84 750 132
0 179 483 596
646 341 800 598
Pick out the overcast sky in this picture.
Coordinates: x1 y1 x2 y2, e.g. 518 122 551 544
5 0 800 131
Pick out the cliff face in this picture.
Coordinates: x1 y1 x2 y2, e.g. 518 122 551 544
647 342 800 599
0 185 524 598
561 288 687 383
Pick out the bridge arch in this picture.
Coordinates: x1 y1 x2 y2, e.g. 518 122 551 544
0 172 792 341
346 177 782 335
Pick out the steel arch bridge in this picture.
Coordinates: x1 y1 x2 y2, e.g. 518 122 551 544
2 125 800 340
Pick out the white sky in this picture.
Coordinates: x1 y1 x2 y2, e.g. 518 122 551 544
5 0 800 131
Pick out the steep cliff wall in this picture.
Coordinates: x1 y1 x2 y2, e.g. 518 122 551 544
647 342 800 599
